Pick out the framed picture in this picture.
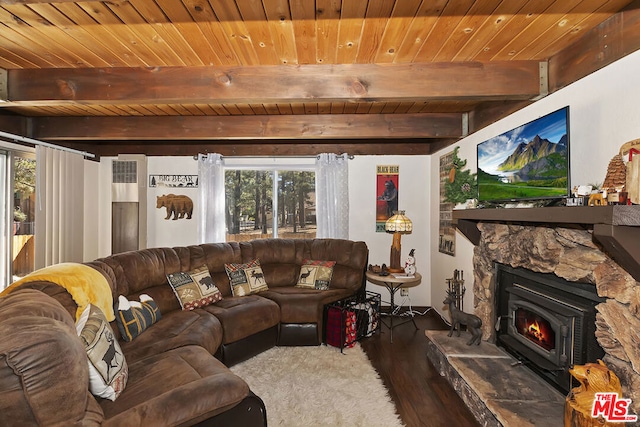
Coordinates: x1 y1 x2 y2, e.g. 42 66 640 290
376 165 399 232
439 151 455 256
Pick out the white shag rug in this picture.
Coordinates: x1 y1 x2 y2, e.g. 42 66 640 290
230 343 405 427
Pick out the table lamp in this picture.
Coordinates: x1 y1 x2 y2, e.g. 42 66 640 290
385 210 412 273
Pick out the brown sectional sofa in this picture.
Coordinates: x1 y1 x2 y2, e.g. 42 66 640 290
0 238 368 426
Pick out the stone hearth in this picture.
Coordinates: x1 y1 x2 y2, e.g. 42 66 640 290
425 329 564 426
472 222 640 414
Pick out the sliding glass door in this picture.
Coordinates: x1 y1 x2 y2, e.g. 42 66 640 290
0 147 36 289
12 154 36 281
0 150 7 286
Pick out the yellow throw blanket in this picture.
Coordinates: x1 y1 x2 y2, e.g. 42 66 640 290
2 262 114 321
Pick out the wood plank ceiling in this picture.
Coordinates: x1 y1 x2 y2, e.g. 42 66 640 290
0 0 639 157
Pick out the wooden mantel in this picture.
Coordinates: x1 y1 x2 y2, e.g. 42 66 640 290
452 205 640 282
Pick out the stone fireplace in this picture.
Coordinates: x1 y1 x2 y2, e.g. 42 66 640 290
472 219 640 413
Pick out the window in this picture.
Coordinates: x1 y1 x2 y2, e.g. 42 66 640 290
224 158 316 242
12 155 36 280
0 144 36 288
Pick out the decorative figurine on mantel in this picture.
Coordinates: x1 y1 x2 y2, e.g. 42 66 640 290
621 138 640 204
602 154 628 205
589 138 640 206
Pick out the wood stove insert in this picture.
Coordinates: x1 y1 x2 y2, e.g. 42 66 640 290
495 264 605 393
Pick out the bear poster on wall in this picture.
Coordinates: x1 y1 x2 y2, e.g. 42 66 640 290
157 194 193 220
376 165 399 232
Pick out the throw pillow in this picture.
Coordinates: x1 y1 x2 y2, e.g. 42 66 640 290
166 265 223 310
224 259 269 296
76 304 128 401
115 294 162 342
295 259 336 290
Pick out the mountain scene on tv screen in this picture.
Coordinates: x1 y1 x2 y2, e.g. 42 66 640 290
477 109 568 202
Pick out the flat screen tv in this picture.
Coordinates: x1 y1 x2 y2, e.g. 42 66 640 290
477 106 570 204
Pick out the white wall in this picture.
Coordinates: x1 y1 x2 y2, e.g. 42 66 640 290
146 157 198 248
349 155 431 306
429 49 640 319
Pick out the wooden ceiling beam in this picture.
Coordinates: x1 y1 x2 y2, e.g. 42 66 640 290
549 1 640 91
6 62 542 106
0 115 27 136
31 113 462 141
54 139 445 158
468 101 534 135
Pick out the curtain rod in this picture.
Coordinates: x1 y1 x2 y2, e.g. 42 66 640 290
0 130 96 159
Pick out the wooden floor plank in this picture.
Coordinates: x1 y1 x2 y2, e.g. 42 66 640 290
360 308 480 427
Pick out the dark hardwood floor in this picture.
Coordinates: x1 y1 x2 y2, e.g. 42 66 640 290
360 307 480 427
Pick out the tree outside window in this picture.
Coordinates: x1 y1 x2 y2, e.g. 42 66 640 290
14 157 35 233
13 156 36 278
225 170 316 241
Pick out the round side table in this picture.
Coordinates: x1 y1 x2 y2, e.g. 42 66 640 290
366 271 422 343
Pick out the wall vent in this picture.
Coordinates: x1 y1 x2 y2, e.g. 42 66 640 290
112 160 138 183
111 155 147 253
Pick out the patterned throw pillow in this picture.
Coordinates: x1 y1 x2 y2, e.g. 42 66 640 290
295 259 336 290
115 294 162 342
76 304 128 401
224 259 269 296
167 266 223 310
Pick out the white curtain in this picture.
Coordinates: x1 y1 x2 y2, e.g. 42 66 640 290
315 153 349 239
35 146 84 268
198 153 226 243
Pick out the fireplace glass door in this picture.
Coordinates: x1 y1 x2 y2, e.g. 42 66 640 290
514 306 556 353
507 296 567 369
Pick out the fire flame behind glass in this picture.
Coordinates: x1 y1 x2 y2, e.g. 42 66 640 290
515 308 555 352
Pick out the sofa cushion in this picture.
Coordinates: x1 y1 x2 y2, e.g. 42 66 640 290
3 280 87 320
0 289 104 426
76 304 128 401
225 259 269 296
305 239 369 292
115 294 161 342
194 242 243 297
295 259 336 290
100 345 250 426
260 287 351 324
118 308 223 365
167 265 223 310
203 295 280 345
239 238 368 291
239 239 301 287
